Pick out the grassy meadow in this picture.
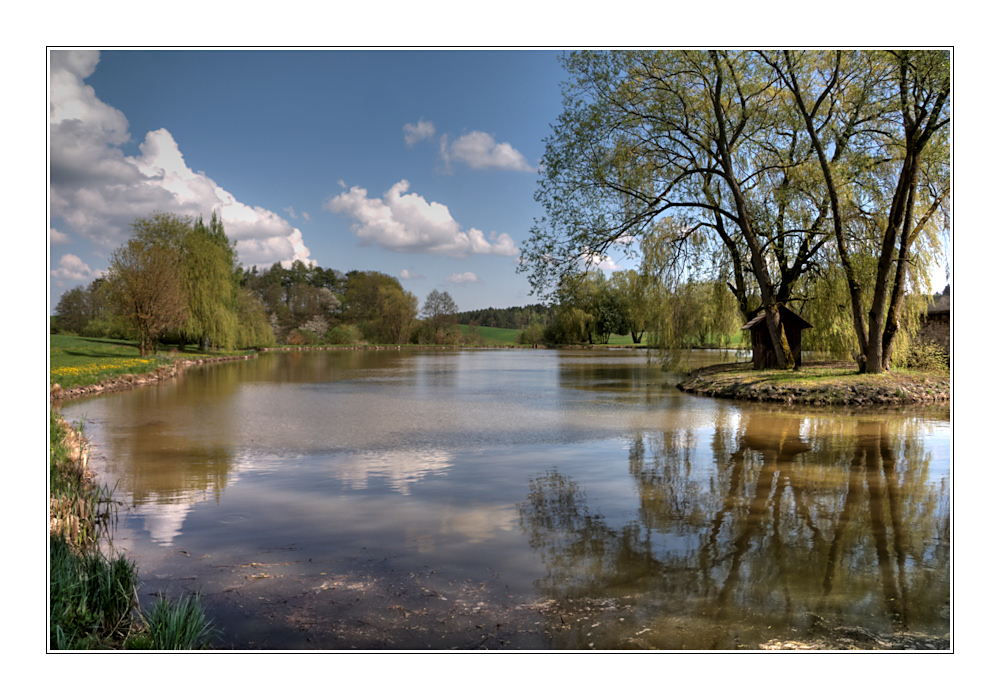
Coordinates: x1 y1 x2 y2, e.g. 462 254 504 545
49 334 244 390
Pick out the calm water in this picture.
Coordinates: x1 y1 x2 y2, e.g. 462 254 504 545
59 349 951 650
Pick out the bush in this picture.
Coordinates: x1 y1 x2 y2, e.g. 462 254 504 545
517 322 546 345
326 324 362 345
901 340 949 372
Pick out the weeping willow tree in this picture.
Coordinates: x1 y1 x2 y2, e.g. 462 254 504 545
116 211 273 351
520 50 949 373
768 49 950 372
639 219 745 367
234 287 275 348
177 214 240 350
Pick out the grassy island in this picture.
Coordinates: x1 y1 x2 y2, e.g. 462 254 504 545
677 361 950 406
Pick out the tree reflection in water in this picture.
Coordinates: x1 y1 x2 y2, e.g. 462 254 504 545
517 408 949 649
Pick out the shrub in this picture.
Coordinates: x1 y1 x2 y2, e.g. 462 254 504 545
326 324 362 345
901 340 949 372
517 322 546 345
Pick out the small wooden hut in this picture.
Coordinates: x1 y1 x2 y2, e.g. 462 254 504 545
741 306 813 369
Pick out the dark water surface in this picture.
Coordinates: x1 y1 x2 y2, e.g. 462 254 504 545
59 349 951 650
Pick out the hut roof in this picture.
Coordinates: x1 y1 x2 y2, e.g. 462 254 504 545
927 294 950 316
740 305 813 331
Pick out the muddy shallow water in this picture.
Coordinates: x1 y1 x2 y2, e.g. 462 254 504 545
59 349 951 650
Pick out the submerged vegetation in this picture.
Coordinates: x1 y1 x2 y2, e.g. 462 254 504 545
49 410 218 650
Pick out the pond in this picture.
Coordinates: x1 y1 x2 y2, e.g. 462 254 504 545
58 349 951 650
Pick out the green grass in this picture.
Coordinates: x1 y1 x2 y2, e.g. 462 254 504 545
136 594 218 650
50 534 138 649
49 335 172 389
459 325 520 345
49 334 248 390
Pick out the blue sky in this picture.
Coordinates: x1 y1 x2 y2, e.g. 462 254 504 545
49 49 594 312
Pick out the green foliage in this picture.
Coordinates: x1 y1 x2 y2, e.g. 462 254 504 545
544 306 594 344
455 304 554 330
179 216 240 349
517 322 547 345
140 594 218 650
898 339 949 372
326 323 362 345
521 49 950 373
50 535 138 649
54 286 90 334
102 212 272 353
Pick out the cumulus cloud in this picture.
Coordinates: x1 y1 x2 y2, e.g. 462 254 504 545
48 50 312 271
399 269 425 280
440 131 535 172
446 272 480 284
50 228 72 245
582 247 623 271
51 253 101 282
403 119 436 146
325 180 519 258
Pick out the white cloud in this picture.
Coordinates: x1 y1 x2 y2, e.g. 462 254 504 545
399 269 425 280
582 247 623 271
325 180 519 258
48 50 313 272
50 228 72 245
440 131 535 172
51 253 101 282
446 272 480 284
403 119 436 146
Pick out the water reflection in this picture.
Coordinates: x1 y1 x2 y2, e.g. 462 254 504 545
518 408 949 647
58 350 949 648
328 449 454 495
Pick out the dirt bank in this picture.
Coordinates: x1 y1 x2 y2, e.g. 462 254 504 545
677 361 950 406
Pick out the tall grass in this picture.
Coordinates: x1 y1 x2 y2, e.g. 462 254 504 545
49 535 138 649
136 594 218 650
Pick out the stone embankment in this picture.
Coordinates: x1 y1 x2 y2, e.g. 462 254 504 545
50 354 253 402
677 361 950 406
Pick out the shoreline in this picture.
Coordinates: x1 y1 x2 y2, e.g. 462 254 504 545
50 353 254 403
677 361 950 406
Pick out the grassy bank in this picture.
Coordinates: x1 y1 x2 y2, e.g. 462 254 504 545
49 411 217 650
49 334 254 390
677 361 950 405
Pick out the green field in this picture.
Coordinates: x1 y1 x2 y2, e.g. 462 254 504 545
49 335 229 389
459 325 520 345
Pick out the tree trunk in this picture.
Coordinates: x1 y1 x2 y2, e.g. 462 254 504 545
865 146 920 374
709 52 794 370
880 171 919 370
763 304 795 369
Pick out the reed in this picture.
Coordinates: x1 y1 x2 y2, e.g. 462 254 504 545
140 594 218 650
49 534 138 649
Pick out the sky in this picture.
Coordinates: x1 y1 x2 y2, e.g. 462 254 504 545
48 49 600 313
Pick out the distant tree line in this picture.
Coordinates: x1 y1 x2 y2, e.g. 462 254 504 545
455 304 554 330
53 212 488 352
